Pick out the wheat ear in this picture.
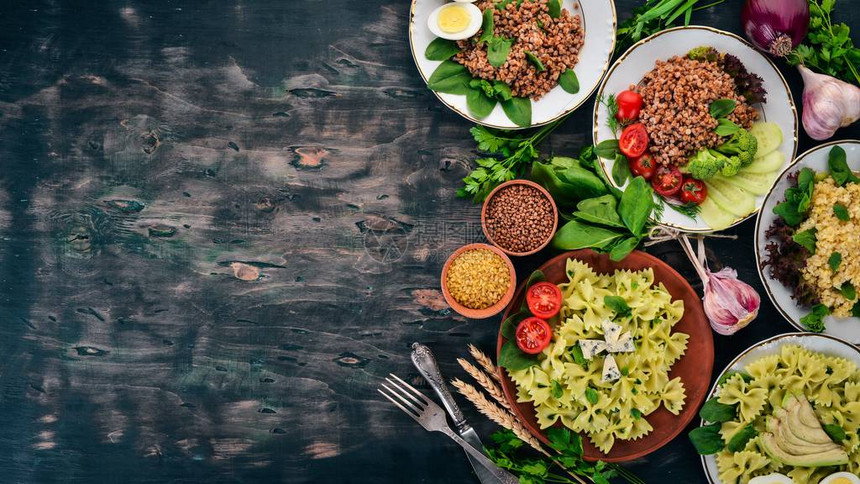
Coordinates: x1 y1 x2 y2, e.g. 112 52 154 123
467 344 501 383
450 378 549 456
457 358 511 411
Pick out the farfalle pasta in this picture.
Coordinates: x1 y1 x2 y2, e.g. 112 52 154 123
508 259 689 453
713 345 860 484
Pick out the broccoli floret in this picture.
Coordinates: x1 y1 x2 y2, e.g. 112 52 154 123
687 46 719 62
714 130 758 168
712 150 743 177
686 149 723 180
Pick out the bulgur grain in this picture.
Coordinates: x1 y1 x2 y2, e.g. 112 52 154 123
446 249 511 309
797 177 860 317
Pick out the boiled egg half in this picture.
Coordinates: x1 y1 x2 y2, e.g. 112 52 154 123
820 472 860 484
748 474 793 484
427 2 483 41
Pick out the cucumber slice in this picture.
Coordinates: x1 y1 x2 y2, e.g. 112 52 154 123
749 122 783 158
700 196 737 231
716 170 777 196
745 150 785 174
705 179 756 217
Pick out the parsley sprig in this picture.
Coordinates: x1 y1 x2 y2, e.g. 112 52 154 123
787 0 860 84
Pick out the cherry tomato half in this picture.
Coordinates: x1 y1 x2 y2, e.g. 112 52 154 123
615 90 643 122
629 153 656 180
680 177 708 205
619 123 649 159
651 166 683 197
526 282 562 319
515 317 552 355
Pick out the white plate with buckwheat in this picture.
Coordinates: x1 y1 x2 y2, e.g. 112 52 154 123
409 0 616 129
593 26 798 233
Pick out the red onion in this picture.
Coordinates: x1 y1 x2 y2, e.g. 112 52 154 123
741 0 810 57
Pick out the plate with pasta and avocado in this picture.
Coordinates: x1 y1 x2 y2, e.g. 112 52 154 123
495 249 713 462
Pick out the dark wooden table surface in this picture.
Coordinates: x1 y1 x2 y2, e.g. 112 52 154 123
0 1 858 483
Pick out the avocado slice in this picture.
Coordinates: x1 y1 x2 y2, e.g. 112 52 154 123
759 393 849 467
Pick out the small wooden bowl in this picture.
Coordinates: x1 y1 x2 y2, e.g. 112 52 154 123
481 179 558 257
440 243 517 319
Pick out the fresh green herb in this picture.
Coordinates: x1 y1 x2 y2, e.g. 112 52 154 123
487 36 513 68
615 0 726 54
716 371 753 387
631 408 642 420
824 423 846 443
570 344 586 366
595 139 620 159
501 96 532 127
709 99 737 118
604 295 632 318
834 203 851 221
699 397 736 423
792 227 818 253
478 8 494 45
830 252 843 271
665 201 702 219
773 167 816 226
800 303 830 333
689 423 724 455
598 94 620 137
498 340 538 370
551 380 564 399
525 51 546 72
427 60 472 94
459 121 564 202
558 69 580 94
828 146 859 186
425 38 460 61
840 282 856 300
547 0 561 18
854 300 860 317
714 118 741 136
612 153 632 185
727 424 757 452
585 387 599 405
788 0 860 85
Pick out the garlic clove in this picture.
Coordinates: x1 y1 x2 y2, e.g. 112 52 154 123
799 65 860 141
703 267 760 335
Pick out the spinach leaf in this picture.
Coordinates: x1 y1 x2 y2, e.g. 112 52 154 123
570 344 586 366
828 145 859 186
425 38 460 61
855 300 860 318
501 310 529 340
709 98 737 118
689 423 724 455
824 423 846 443
552 220 624 250
501 96 531 127
618 176 654 236
585 387 598 404
800 303 830 333
559 69 579 94
523 269 547 290
427 61 472 94
609 236 640 261
594 139 620 159
492 81 512 101
611 153 631 186
498 340 537 370
792 227 817 253
525 51 546 72
547 0 561 18
830 251 842 271
714 118 741 136
552 158 608 199
487 36 513 68
727 424 757 452
834 203 850 221
699 397 736 423
716 371 753 387
840 282 856 300
467 88 496 119
478 8 494 45
551 380 564 399
604 295 631 317
574 195 624 228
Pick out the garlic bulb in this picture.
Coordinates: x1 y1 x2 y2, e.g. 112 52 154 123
798 65 860 141
703 267 760 335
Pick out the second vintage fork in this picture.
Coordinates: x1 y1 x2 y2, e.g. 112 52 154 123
378 373 519 484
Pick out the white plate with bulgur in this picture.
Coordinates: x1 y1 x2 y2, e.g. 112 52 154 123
409 0 616 129
593 26 798 233
756 140 860 344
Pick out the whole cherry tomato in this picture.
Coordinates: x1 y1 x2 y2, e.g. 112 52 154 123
629 153 656 180
680 177 708 205
615 90 643 122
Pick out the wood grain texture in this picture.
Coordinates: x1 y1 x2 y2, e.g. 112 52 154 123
0 1 857 483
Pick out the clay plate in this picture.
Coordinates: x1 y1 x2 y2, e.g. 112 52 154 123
496 249 714 462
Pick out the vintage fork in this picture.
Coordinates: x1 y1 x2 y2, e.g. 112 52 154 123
378 374 519 484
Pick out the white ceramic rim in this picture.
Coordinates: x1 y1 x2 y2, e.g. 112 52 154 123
699 332 860 483
409 0 617 129
592 25 799 233
754 139 860 344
